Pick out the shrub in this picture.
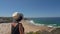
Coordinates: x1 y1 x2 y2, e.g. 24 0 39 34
26 32 34 34
26 31 41 34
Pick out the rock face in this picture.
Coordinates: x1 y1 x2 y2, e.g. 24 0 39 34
0 23 11 34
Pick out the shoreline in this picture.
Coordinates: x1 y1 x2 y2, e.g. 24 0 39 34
21 20 55 33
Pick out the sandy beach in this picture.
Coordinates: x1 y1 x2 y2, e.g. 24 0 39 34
21 20 54 33
22 20 60 34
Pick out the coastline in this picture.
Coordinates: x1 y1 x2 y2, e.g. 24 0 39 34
0 20 60 34
21 20 55 33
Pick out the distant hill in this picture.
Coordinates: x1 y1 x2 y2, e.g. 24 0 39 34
0 17 13 23
0 17 30 23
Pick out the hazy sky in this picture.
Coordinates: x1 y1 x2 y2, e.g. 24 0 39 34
0 0 60 17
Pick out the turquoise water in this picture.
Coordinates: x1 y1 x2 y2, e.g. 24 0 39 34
29 17 60 27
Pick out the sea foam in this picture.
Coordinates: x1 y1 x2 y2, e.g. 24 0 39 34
29 20 60 28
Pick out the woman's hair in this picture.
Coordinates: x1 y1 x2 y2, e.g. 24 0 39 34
16 14 23 22
12 12 23 23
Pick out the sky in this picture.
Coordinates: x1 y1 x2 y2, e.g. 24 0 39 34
0 0 60 17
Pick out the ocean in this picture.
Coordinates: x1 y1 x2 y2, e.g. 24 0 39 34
28 17 60 28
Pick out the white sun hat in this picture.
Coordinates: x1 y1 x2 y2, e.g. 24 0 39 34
12 12 23 19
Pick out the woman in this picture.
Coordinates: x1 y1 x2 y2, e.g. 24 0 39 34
11 12 24 34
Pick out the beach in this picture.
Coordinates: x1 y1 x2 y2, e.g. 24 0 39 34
21 20 60 34
22 20 55 33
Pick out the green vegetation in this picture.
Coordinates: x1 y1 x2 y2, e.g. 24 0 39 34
0 17 29 23
26 31 41 34
27 32 33 34
0 17 13 23
26 29 60 34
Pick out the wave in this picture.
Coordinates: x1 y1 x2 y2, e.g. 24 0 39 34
29 20 45 26
29 20 60 28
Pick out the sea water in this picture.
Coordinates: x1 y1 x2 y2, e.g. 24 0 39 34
29 17 60 28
